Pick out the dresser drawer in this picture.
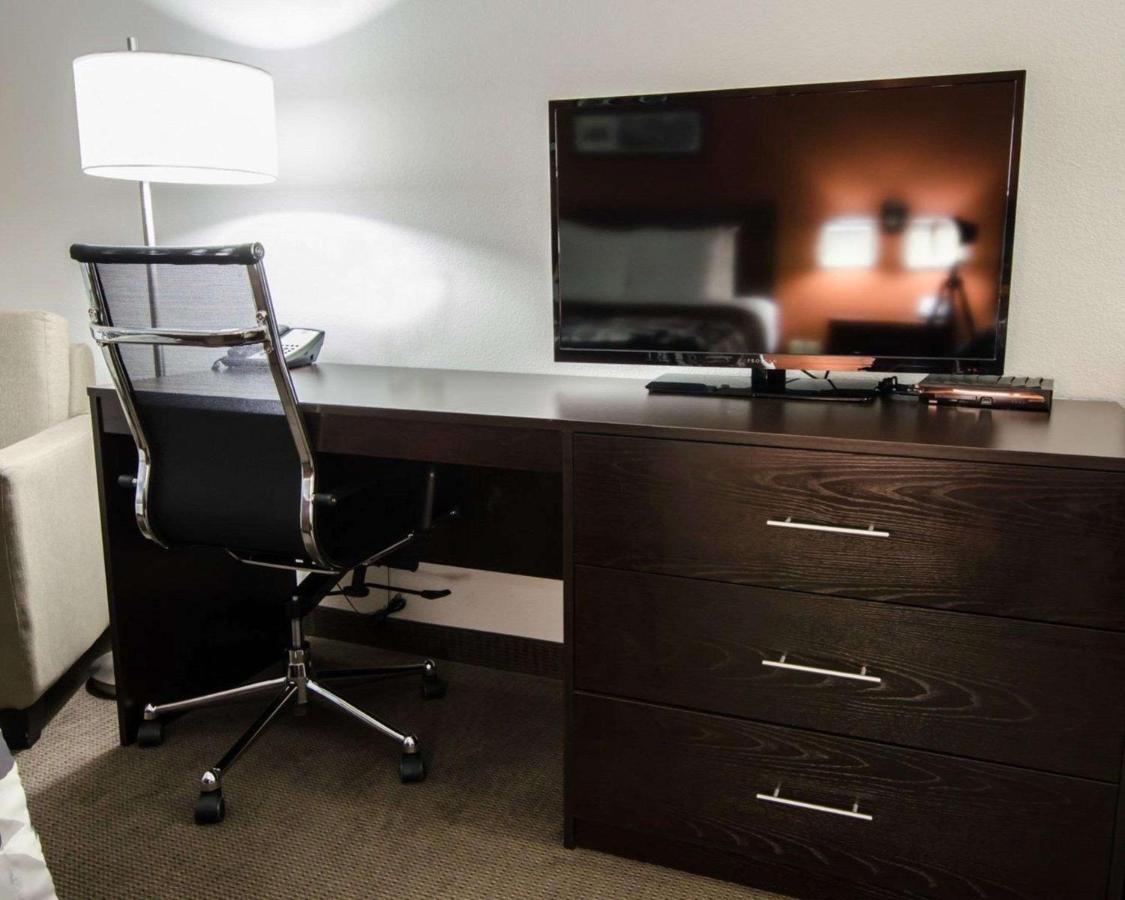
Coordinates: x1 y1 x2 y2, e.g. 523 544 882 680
574 566 1125 781
572 694 1117 900
573 434 1125 629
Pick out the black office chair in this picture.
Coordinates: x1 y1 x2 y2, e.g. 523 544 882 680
71 243 455 825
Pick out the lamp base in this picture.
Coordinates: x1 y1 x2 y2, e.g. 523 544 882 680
87 651 116 699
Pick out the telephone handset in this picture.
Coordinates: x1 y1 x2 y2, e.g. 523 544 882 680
215 325 325 370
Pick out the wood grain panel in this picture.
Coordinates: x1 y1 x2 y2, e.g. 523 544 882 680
573 434 1125 629
572 819 908 900
316 413 561 472
572 693 1116 900
574 566 1125 781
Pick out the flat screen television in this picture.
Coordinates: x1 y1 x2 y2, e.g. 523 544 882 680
549 71 1025 382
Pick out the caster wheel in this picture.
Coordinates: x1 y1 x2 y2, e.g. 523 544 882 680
194 790 226 825
421 672 447 700
137 719 164 748
399 752 426 784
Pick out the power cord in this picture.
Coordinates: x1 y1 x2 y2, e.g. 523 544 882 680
801 369 839 391
366 591 407 624
330 582 408 621
876 375 922 399
324 569 452 619
788 370 921 400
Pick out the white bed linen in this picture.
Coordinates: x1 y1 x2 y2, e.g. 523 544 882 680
0 744 56 900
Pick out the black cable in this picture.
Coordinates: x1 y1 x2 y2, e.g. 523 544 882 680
801 369 839 392
337 588 407 620
325 568 451 613
330 567 408 620
877 375 922 400
369 593 408 624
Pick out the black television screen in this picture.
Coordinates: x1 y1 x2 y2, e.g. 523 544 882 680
549 71 1025 373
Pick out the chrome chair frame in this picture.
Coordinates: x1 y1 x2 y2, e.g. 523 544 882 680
82 246 326 565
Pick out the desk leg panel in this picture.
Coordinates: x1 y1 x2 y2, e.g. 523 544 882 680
562 429 576 847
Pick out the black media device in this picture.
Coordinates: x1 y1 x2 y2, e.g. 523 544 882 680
549 71 1026 401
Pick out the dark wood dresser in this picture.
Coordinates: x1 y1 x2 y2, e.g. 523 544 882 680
565 399 1125 899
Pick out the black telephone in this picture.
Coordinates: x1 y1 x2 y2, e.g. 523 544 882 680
215 325 325 370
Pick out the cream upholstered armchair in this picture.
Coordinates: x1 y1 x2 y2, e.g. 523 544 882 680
0 310 108 747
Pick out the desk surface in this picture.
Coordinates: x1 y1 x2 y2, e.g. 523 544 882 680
92 363 1125 472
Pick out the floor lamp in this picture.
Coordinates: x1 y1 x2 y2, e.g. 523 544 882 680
72 38 278 695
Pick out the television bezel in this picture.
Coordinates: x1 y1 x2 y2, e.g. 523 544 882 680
548 70 1026 374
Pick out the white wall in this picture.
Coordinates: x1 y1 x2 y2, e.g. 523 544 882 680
3 0 1123 641
1 0 1123 400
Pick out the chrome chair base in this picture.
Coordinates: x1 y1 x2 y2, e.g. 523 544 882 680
137 607 444 825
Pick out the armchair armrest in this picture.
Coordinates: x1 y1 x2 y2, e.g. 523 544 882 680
0 416 108 710
68 343 95 418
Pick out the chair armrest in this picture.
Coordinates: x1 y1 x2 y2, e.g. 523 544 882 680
0 416 108 710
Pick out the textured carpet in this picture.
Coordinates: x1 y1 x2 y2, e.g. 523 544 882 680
16 639 783 899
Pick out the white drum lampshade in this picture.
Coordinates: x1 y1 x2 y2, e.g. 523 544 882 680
73 51 278 185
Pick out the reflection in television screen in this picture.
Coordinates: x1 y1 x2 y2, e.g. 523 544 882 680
552 75 1022 370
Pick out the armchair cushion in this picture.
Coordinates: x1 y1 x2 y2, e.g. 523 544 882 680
67 343 95 419
0 312 71 450
0 415 108 711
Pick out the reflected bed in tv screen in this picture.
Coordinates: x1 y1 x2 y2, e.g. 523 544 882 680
549 71 1025 373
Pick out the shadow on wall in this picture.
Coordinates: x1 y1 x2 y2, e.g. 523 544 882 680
132 0 552 266
140 0 408 49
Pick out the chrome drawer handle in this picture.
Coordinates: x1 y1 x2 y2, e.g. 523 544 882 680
762 653 881 684
756 786 873 822
766 516 889 538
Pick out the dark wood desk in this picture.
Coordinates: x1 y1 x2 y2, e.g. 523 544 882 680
90 364 1125 900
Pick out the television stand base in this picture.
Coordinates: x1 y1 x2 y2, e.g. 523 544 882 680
645 370 879 403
